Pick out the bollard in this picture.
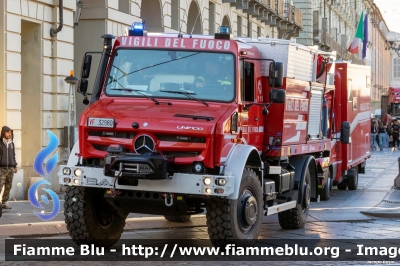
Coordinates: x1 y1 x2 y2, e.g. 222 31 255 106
395 158 400 188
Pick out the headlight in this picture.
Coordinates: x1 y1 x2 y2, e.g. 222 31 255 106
63 168 71 175
216 178 226 186
203 177 212 185
74 168 82 177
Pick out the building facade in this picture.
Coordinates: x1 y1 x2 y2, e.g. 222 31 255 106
388 32 400 88
293 0 391 114
0 0 75 199
367 3 391 112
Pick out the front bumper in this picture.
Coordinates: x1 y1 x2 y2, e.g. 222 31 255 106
59 165 234 197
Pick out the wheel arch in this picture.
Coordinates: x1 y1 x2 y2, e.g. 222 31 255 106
223 144 263 200
289 155 318 203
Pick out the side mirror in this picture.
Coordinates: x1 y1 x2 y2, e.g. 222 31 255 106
274 62 284 87
268 62 276 87
269 89 286 104
268 62 284 88
81 54 92 79
340 121 350 144
78 79 88 94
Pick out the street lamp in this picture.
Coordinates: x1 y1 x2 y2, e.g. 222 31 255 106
386 32 400 57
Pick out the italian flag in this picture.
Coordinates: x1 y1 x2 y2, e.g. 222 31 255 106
348 10 364 54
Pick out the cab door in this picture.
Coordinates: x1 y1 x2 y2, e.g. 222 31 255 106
239 60 264 150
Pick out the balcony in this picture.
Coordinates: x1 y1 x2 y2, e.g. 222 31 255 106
276 0 284 17
321 30 331 49
222 0 302 35
313 30 331 50
330 39 342 57
293 6 302 27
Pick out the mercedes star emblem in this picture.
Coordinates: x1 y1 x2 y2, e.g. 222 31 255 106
134 135 155 154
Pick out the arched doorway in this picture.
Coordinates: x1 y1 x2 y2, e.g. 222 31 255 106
141 0 163 32
221 15 231 34
187 1 202 34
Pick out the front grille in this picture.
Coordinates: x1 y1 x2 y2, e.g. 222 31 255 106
162 151 201 157
92 144 200 158
92 144 135 153
89 131 136 139
155 135 206 143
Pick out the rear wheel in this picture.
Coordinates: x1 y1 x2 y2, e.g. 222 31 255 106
319 177 331 201
164 215 191 223
64 187 127 247
279 167 311 229
206 169 263 247
337 181 347 190
346 167 358 190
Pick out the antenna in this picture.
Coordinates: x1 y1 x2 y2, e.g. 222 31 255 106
190 6 204 38
178 9 187 38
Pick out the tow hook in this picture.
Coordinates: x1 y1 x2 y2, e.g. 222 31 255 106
165 193 174 207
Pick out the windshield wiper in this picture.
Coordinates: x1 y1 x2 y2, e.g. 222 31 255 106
110 88 171 105
160 90 208 106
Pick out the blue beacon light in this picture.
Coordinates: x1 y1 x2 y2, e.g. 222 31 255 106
129 22 145 36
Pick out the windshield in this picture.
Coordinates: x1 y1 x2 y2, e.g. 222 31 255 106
105 49 235 102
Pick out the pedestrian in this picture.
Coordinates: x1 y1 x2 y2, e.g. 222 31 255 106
371 120 378 150
377 122 386 151
386 120 392 147
0 126 17 209
392 120 400 151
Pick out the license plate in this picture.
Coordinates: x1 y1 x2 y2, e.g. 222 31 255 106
87 118 115 128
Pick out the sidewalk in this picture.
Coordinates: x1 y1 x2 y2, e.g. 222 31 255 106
360 145 400 218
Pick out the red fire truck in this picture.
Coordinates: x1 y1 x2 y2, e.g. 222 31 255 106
386 87 400 121
326 63 371 191
59 24 369 247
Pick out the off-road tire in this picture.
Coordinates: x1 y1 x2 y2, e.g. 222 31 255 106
278 167 311 229
346 167 358 190
164 215 191 223
206 169 263 247
337 181 347 190
64 186 127 247
319 177 331 201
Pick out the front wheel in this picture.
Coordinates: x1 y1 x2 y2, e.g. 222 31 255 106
64 187 127 247
206 169 263 247
278 167 311 229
